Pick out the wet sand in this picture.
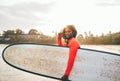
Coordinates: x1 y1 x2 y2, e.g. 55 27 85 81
0 45 58 81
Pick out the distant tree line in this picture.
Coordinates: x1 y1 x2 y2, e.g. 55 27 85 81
77 31 120 45
0 29 120 45
0 29 57 44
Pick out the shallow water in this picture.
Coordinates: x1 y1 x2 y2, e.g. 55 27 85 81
0 44 120 81
81 45 120 54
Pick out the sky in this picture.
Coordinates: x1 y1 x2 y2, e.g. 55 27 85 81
0 0 120 36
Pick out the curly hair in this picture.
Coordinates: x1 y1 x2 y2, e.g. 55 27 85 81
63 25 77 38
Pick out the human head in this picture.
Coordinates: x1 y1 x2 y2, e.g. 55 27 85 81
62 25 77 39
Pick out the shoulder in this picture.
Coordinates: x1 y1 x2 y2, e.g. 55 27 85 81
68 38 80 47
69 38 79 43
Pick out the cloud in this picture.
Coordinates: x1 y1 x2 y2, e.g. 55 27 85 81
0 1 55 31
96 0 120 6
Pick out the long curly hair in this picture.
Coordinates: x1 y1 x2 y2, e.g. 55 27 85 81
62 25 77 44
63 25 77 38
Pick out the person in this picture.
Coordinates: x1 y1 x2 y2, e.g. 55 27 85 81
58 25 80 81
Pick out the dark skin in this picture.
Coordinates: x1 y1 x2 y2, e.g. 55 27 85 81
60 75 69 81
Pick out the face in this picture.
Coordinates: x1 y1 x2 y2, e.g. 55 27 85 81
64 28 73 39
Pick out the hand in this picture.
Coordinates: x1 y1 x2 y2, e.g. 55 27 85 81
60 75 69 81
58 32 63 38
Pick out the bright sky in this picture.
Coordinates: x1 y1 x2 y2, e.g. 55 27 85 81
0 0 120 36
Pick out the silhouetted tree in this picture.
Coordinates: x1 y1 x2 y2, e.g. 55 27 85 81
15 29 24 35
28 29 39 35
